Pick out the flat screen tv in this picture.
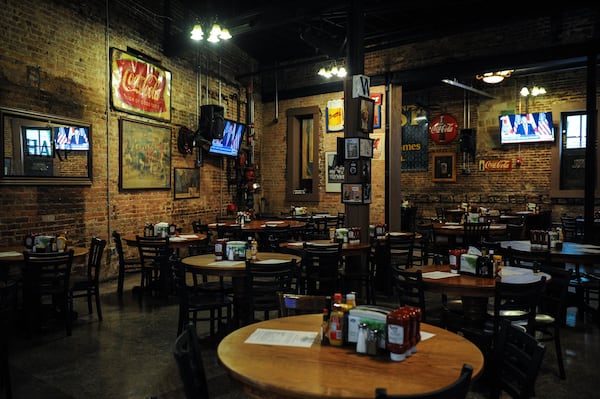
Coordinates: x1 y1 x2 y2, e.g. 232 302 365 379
54 126 90 151
208 119 245 157
499 112 554 144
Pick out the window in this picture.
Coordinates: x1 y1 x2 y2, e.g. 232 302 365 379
560 111 587 190
286 106 321 202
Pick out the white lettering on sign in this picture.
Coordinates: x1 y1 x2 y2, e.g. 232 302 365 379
352 75 370 98
478 159 513 171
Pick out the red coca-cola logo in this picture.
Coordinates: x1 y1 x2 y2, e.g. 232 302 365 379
429 114 458 144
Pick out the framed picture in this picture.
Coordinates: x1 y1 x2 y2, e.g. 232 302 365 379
110 48 172 122
174 167 200 199
359 97 375 133
119 118 171 190
363 183 372 204
326 151 344 192
344 138 359 160
326 99 344 132
361 159 371 180
359 138 374 158
342 183 364 204
432 152 456 182
371 93 383 129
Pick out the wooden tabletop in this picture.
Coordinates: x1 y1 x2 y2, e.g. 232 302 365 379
0 245 89 264
407 264 497 298
281 240 371 257
499 239 600 265
122 233 207 250
217 313 484 399
433 222 507 236
208 219 307 233
181 252 301 276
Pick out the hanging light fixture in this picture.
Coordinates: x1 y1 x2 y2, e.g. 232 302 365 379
190 23 204 41
317 63 347 79
476 70 513 84
190 18 232 43
520 86 546 97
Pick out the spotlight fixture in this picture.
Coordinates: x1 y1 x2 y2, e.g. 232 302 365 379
520 86 546 97
476 70 513 84
190 19 232 43
317 64 347 79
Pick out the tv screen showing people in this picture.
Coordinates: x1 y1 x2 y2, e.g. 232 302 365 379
209 119 245 157
499 112 554 144
55 126 90 151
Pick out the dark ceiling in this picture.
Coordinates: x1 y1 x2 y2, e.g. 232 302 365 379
174 1 598 97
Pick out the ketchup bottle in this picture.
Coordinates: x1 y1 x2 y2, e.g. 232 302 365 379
386 308 410 361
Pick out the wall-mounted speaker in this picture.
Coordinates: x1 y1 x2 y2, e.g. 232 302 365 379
459 128 476 156
198 104 224 140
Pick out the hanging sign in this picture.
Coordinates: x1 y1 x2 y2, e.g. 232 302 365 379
429 113 458 144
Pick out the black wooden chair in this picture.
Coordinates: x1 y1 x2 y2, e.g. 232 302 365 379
390 267 445 327
173 322 211 399
375 363 473 399
262 223 292 252
69 237 107 321
245 258 297 321
22 249 75 336
387 233 415 270
136 235 171 297
278 293 331 317
534 265 572 379
461 221 491 249
112 230 143 297
172 260 232 338
302 241 343 296
491 319 546 399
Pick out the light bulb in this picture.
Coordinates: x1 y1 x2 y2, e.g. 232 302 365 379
190 24 203 41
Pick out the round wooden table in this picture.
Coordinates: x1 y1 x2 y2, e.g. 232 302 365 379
407 264 549 327
217 313 484 399
498 240 600 266
281 240 371 257
182 252 301 327
208 219 307 233
0 245 89 264
122 233 207 250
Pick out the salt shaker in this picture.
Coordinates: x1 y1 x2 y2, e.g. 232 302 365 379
356 323 368 354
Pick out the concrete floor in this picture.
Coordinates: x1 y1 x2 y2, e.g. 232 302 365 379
5 274 599 399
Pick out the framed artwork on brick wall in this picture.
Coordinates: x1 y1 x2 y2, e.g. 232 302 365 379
432 152 456 182
119 118 171 190
174 168 200 199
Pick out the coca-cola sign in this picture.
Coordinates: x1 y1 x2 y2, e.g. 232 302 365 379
478 159 513 171
429 114 458 144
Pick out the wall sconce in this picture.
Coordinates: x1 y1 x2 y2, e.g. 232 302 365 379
520 86 546 97
190 19 232 42
476 70 513 84
317 64 347 78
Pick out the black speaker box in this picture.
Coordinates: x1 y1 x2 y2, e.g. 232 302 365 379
459 128 476 155
198 104 225 140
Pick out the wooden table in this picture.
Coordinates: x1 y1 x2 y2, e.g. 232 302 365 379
0 245 89 266
182 252 301 327
281 240 371 257
208 220 307 233
217 313 484 399
498 240 600 266
433 222 507 249
122 233 207 251
407 264 549 327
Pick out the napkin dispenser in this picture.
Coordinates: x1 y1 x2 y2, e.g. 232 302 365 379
154 222 169 237
459 253 479 275
347 305 394 348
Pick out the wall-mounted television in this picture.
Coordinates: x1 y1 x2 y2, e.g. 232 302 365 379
208 119 245 157
499 112 554 144
54 126 90 151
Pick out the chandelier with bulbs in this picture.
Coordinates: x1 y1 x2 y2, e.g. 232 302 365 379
317 64 347 78
190 19 232 43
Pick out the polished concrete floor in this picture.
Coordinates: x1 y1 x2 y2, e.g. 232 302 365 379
5 273 599 399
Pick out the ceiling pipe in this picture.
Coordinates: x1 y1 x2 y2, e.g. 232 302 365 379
441 79 495 99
